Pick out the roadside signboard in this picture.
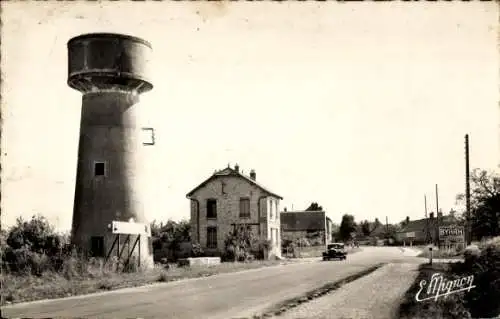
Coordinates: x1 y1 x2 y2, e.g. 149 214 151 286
439 225 465 243
111 221 151 236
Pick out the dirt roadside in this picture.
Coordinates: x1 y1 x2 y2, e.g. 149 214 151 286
271 262 422 319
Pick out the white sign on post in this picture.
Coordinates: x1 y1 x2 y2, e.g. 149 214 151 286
406 232 416 238
439 225 465 243
111 221 151 236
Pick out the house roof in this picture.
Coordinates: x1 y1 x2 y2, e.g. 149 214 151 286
398 215 457 234
399 218 429 233
186 166 283 199
281 211 326 231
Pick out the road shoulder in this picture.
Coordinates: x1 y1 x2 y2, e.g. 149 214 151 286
273 262 422 319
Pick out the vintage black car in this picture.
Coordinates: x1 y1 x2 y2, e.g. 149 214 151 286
322 243 347 261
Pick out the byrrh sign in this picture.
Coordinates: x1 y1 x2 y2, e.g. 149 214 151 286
439 225 465 242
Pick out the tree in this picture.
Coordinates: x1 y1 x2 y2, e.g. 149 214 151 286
330 223 341 242
6 215 62 253
382 224 398 240
150 219 191 261
456 169 500 240
357 219 382 237
305 202 323 211
370 218 382 234
360 220 371 237
339 214 357 241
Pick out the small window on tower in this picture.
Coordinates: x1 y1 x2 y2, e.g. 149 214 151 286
142 127 155 145
94 162 105 176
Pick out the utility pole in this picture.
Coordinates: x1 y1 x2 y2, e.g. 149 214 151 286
465 134 471 245
385 216 389 242
425 195 431 244
435 184 440 216
435 184 440 247
425 195 428 218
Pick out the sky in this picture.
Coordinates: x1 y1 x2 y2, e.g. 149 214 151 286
1 2 498 232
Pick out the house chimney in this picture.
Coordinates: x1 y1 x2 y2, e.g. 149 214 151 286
284 207 287 212
430 212 434 219
234 164 239 172
250 169 256 181
406 216 410 224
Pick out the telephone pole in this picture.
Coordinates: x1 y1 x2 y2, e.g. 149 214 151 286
435 184 440 247
425 195 428 218
435 184 439 215
425 194 431 244
385 216 389 240
465 134 471 245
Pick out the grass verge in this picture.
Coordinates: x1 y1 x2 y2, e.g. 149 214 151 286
251 263 385 318
1 259 295 306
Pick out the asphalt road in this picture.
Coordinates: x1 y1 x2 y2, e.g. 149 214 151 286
3 247 424 319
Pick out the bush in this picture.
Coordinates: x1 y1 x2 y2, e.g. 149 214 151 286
191 243 204 257
223 225 262 262
1 215 143 278
462 237 500 318
2 215 71 276
447 236 500 318
150 219 191 263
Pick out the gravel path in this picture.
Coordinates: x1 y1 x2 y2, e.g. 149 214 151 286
274 262 421 319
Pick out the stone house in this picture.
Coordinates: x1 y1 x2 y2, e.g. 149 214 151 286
280 210 333 246
186 164 283 259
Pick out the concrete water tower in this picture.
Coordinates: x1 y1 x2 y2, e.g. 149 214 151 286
68 33 154 268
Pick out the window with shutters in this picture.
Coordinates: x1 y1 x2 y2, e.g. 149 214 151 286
239 198 250 218
207 227 217 249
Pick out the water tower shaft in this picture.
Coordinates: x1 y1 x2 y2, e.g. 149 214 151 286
67 33 154 268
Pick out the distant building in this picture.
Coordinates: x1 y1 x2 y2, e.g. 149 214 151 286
395 212 459 246
186 165 283 259
280 210 333 245
358 222 388 246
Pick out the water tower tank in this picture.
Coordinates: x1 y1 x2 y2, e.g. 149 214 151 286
68 33 154 268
